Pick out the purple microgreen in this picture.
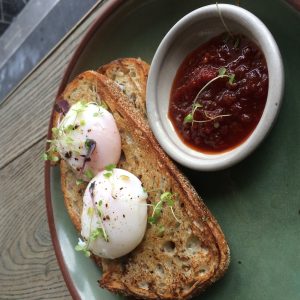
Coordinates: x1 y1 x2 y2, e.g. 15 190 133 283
54 99 70 115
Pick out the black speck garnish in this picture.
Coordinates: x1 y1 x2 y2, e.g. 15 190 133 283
65 151 72 159
54 99 70 115
120 187 124 190
75 158 78 161
74 124 79 130
105 203 108 208
88 129 92 132
82 139 96 170
89 181 96 197
123 214 125 218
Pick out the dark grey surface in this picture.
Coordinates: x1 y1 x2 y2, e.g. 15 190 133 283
0 0 29 35
0 0 98 102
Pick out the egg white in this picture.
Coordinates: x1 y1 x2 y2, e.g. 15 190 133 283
81 168 148 259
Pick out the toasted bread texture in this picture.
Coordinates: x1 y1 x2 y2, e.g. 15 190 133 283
97 57 149 119
53 61 229 299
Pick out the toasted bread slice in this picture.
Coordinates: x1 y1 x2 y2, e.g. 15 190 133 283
54 69 229 299
97 57 149 119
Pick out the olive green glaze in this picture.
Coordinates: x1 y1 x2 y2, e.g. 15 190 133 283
50 0 300 299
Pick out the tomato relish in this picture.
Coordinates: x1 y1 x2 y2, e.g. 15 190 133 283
168 33 268 153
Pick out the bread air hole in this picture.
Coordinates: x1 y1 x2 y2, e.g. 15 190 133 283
130 92 137 101
182 264 191 272
119 150 126 163
138 282 149 290
130 71 137 77
186 235 201 253
155 264 164 277
162 241 176 253
198 267 208 276
181 281 196 294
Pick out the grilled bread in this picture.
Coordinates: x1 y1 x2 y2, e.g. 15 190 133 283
53 59 230 299
97 57 149 119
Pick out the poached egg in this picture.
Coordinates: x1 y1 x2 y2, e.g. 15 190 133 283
81 168 148 259
55 102 121 181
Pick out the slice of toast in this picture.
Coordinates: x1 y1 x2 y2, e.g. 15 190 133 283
97 57 149 119
55 68 229 299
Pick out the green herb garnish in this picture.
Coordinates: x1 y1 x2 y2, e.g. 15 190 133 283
84 169 94 180
104 172 113 178
183 67 234 125
96 201 109 242
75 238 91 257
76 179 84 186
157 224 165 236
105 164 116 171
148 192 180 227
103 164 116 178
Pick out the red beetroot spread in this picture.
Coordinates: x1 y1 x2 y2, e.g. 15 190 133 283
169 33 268 153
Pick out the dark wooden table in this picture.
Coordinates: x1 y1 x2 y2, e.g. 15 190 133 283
0 1 105 298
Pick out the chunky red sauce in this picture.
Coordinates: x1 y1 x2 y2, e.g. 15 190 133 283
169 33 268 153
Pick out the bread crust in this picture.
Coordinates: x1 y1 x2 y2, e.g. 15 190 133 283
52 61 230 299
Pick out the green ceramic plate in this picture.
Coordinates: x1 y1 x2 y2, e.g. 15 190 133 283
45 0 300 299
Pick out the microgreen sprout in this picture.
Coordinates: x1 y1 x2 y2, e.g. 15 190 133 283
95 200 109 242
93 105 103 117
157 224 165 236
75 194 109 257
216 2 234 39
43 101 103 163
148 192 180 230
183 67 234 125
76 179 84 186
104 164 116 178
217 2 240 48
75 238 91 257
84 169 94 180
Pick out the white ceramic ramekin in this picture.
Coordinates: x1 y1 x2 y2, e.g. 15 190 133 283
146 4 284 171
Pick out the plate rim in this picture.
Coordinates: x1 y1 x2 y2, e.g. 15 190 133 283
44 0 300 299
44 0 125 298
